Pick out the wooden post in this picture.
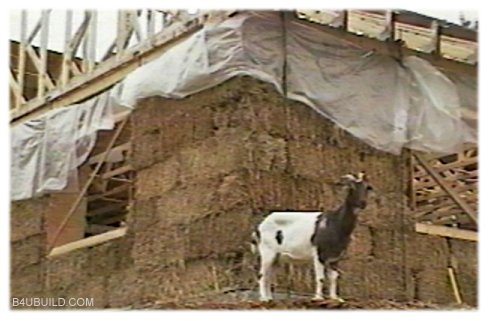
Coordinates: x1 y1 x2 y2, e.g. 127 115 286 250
89 11 98 70
37 10 50 98
15 11 27 109
147 10 155 37
342 10 348 31
386 10 396 41
413 153 477 224
61 10 73 87
448 267 463 304
430 20 441 55
46 117 129 253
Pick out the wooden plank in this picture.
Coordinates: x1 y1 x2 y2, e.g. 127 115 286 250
99 164 133 179
46 117 129 252
415 223 477 242
414 153 478 224
9 70 26 105
48 226 127 257
130 11 143 42
416 201 474 217
413 157 478 178
415 184 476 203
11 11 218 124
26 15 43 44
88 10 97 72
395 10 477 42
60 10 73 86
448 267 463 304
25 45 56 90
288 12 477 76
414 171 477 189
147 10 156 37
15 10 28 109
67 12 90 60
37 10 50 98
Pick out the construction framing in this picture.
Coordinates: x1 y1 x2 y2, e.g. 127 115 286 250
9 10 478 251
410 146 478 241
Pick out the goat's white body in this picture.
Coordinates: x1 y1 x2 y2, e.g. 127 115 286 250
257 212 322 261
255 211 340 302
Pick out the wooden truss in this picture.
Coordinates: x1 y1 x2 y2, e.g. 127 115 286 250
10 10 234 124
410 146 478 241
10 10 477 124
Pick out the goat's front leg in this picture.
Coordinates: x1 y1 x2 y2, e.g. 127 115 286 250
327 266 344 302
312 251 325 301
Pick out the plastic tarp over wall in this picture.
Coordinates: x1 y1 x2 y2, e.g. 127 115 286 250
10 11 477 200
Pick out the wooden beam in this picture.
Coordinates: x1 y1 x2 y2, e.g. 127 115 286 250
147 10 156 37
11 11 218 124
37 10 50 98
413 157 477 178
413 153 478 224
415 184 476 203
448 267 463 304
46 117 129 252
25 45 56 90
9 70 26 105
60 10 73 87
26 14 43 44
67 12 90 60
288 12 477 77
88 10 97 72
48 226 127 257
415 223 477 242
15 10 28 109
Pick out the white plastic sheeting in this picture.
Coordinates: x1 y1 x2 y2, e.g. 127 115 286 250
11 11 477 200
11 92 117 200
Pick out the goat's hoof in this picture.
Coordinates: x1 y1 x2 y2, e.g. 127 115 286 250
259 298 273 303
312 296 325 301
331 297 345 303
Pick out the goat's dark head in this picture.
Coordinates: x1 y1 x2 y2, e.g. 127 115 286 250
341 172 373 209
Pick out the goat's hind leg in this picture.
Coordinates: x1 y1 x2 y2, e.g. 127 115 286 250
312 250 325 301
258 246 276 302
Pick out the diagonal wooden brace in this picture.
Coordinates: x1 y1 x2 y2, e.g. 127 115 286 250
413 152 477 224
46 116 129 253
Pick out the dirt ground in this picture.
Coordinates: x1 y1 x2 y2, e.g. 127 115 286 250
125 289 473 310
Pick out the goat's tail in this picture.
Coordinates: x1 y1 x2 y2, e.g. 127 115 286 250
250 229 260 255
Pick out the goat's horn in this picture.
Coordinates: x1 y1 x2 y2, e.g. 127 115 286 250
357 172 365 181
342 174 356 181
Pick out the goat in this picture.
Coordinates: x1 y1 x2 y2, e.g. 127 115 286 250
251 172 373 302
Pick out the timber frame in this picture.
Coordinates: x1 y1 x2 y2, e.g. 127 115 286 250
409 147 478 241
9 10 478 253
